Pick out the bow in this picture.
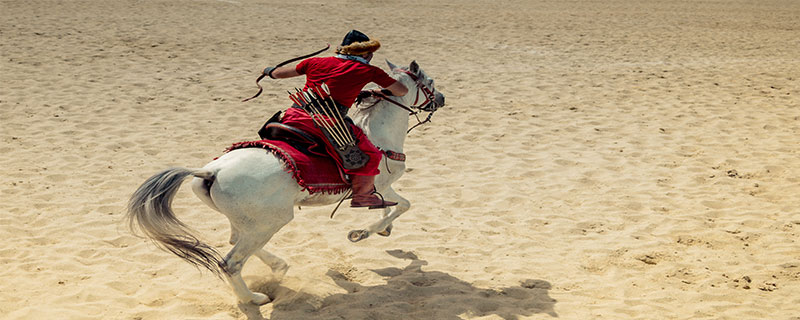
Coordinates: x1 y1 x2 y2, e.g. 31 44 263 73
242 44 331 102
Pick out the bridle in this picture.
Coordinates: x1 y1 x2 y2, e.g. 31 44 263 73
366 69 441 133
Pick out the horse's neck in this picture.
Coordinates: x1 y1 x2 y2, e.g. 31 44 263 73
351 76 415 152
352 101 408 152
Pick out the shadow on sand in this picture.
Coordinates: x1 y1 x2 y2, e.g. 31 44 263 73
239 249 557 319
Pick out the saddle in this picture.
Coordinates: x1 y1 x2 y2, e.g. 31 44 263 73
231 110 404 198
257 111 327 157
224 111 350 195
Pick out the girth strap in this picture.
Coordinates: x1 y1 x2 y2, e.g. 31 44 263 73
380 149 406 174
383 150 406 162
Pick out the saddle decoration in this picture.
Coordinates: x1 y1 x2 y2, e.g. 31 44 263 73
287 83 369 170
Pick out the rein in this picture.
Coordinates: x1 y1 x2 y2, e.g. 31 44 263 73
363 69 439 134
242 44 331 102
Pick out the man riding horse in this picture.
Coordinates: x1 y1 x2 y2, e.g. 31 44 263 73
264 30 408 209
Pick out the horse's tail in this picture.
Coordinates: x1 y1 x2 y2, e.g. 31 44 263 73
126 167 225 278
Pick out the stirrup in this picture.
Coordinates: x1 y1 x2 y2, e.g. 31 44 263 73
371 191 397 209
369 201 398 209
350 191 397 209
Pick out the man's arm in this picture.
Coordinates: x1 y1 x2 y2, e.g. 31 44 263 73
361 81 408 101
266 65 301 79
383 81 408 97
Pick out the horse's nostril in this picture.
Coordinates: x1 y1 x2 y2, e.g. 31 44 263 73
435 94 445 106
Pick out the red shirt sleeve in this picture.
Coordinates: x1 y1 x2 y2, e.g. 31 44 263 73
295 58 313 75
370 66 397 88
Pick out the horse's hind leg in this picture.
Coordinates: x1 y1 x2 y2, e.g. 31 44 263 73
223 210 291 305
254 249 288 281
222 231 274 305
229 223 240 245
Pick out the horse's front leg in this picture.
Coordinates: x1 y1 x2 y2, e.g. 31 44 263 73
376 207 396 237
348 187 410 242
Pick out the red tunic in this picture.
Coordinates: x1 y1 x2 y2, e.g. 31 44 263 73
296 57 397 106
280 108 381 176
282 57 397 176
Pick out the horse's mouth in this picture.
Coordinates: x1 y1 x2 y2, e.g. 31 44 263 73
421 92 445 112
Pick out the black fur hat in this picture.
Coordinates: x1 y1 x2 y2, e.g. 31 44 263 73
341 30 370 46
337 30 381 55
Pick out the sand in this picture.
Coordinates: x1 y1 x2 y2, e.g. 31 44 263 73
1 0 799 319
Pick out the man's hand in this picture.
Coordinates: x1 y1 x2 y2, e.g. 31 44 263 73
358 90 374 99
355 90 374 104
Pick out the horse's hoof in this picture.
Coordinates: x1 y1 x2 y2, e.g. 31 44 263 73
348 230 369 242
377 225 393 237
251 292 271 305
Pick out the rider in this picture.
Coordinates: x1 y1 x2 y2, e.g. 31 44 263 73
266 30 409 208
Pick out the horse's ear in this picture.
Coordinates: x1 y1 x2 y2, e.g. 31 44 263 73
409 60 420 74
386 59 399 71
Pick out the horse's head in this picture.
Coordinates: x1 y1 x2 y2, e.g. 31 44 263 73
386 60 445 112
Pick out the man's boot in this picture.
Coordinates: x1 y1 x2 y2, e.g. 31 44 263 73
350 174 397 209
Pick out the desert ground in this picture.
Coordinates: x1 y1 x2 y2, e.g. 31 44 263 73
1 0 799 319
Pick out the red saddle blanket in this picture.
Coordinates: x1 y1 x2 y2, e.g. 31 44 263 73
223 139 350 195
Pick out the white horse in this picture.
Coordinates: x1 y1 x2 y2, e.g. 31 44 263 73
126 60 444 308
